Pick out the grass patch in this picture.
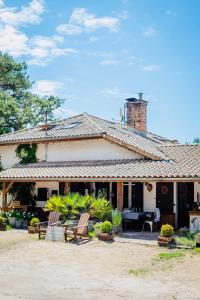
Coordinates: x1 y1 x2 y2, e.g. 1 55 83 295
88 231 96 239
194 247 200 254
129 268 149 277
6 225 13 230
175 237 195 248
158 251 185 260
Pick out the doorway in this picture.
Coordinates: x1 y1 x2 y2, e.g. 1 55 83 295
156 182 174 226
177 182 194 228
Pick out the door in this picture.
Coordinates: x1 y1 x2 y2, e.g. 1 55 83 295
178 182 194 228
156 182 174 213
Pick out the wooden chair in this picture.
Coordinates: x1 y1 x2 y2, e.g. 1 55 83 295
8 201 21 209
64 213 90 243
38 211 61 240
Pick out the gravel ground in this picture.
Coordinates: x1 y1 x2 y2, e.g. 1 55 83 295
0 230 199 300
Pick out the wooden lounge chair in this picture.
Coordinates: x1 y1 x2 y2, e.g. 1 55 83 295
64 213 90 243
38 211 61 240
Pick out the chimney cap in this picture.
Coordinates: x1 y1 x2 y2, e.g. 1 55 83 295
126 96 148 104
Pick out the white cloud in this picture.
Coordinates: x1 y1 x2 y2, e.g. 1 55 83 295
143 26 157 37
57 8 119 35
0 25 29 56
57 24 82 35
100 59 118 65
32 80 63 96
28 35 78 66
0 0 44 27
141 65 160 72
0 1 78 65
54 107 77 119
101 88 130 99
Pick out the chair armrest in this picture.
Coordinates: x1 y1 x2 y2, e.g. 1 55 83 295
50 221 62 226
37 221 48 229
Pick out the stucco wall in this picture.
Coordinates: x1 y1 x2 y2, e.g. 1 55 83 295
0 145 19 169
194 182 200 202
46 139 143 161
0 138 143 169
143 182 156 212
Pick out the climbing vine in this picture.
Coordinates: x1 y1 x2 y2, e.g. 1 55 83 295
15 144 37 164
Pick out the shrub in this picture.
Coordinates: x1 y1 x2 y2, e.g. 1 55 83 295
112 209 122 228
101 221 113 233
45 195 68 215
30 217 39 227
90 198 112 221
160 224 174 237
93 222 102 234
0 216 6 225
88 231 96 239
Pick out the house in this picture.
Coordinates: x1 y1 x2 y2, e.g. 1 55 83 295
0 93 199 229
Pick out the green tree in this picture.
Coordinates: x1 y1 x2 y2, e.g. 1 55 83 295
0 53 64 133
193 138 200 144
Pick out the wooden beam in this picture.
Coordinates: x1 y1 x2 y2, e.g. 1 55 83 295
117 182 123 211
5 181 14 194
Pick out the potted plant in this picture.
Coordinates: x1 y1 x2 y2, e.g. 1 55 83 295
28 217 39 234
15 211 23 228
93 222 102 235
7 210 16 226
97 221 114 241
195 232 200 247
112 209 122 234
0 216 7 231
21 212 32 229
158 224 175 246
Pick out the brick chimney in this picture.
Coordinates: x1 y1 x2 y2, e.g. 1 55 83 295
126 93 148 131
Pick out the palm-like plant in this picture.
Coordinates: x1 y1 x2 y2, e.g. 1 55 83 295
44 195 68 215
90 198 112 221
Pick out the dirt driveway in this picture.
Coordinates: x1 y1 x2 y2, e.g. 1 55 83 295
0 230 199 300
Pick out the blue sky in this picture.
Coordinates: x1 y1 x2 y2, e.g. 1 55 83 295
0 0 199 142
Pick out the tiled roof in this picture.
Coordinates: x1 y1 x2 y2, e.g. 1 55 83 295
0 113 171 160
0 145 200 180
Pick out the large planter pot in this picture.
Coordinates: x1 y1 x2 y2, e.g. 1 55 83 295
28 226 37 234
15 220 22 229
195 235 200 247
8 217 16 226
88 220 96 232
98 232 114 241
158 236 174 246
113 226 121 235
21 220 28 229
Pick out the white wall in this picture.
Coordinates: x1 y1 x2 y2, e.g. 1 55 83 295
194 182 200 202
0 138 143 170
0 145 19 169
143 182 156 212
46 139 143 162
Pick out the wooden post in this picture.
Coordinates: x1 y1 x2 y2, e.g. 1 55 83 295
2 181 6 209
64 182 71 195
117 182 123 211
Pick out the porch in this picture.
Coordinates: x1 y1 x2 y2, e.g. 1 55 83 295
1 179 199 230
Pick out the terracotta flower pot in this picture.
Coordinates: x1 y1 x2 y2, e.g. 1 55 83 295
158 236 174 246
97 232 114 241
